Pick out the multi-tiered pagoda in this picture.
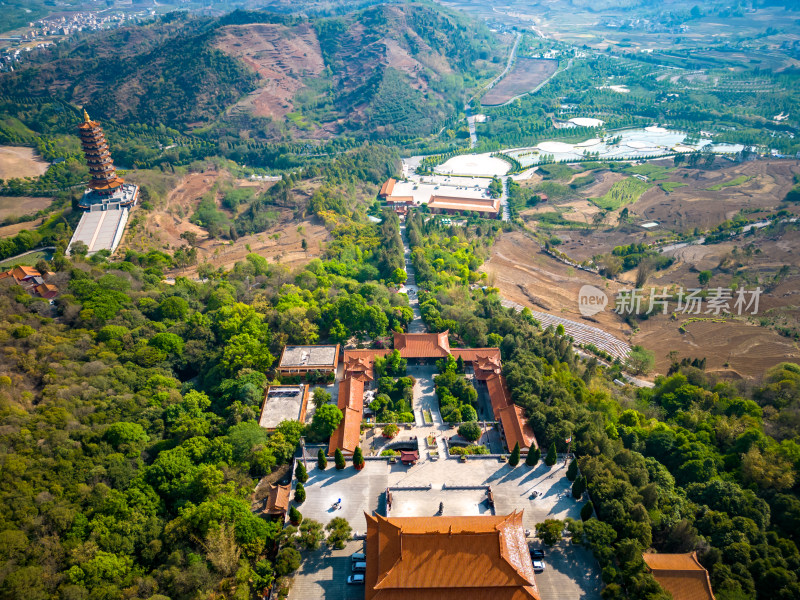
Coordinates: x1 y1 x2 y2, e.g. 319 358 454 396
78 109 124 195
76 109 137 210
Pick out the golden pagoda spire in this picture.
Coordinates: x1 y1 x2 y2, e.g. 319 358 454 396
83 109 91 123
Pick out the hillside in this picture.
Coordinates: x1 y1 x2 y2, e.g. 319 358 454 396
1 5 502 140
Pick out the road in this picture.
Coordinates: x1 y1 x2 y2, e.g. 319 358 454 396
398 224 426 333
659 217 798 255
486 32 522 92
464 32 521 149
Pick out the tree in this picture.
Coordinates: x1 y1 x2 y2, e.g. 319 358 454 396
289 505 302 526
698 270 712 286
295 461 308 484
335 448 346 470
317 448 327 470
382 423 399 438
353 446 365 470
312 387 332 409
204 523 240 577
581 501 594 521
572 475 586 499
308 404 343 442
294 482 306 504
326 517 352 549
458 421 481 442
508 442 521 467
536 519 564 546
545 442 557 466
526 447 541 467
566 459 578 482
298 519 324 550
180 231 198 247
626 346 655 375
275 547 301 576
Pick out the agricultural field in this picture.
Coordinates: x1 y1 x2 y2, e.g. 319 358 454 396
480 57 558 106
0 145 49 180
0 196 52 220
481 230 631 344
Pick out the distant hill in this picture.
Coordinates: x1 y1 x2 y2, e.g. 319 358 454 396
1 4 502 140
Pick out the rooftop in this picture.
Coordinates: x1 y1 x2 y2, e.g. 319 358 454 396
259 384 309 430
264 484 291 516
328 377 365 455
365 511 540 600
279 345 339 369
643 552 715 600
393 331 451 358
379 178 397 197
428 195 501 214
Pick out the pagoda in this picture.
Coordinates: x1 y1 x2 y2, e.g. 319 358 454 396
78 109 124 195
76 109 137 210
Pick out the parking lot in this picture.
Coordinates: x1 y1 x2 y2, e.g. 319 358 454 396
287 539 366 600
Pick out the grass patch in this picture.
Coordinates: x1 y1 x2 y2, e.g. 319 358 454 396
660 181 688 193
537 163 580 181
532 181 571 201
591 177 653 211
624 164 674 181
286 111 313 131
423 409 433 425
705 175 753 191
0 250 52 267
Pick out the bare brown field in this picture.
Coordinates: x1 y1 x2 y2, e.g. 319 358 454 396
215 23 325 120
481 58 558 106
0 196 52 221
633 316 800 379
0 146 49 180
634 160 800 232
482 231 631 342
484 229 800 379
0 217 43 238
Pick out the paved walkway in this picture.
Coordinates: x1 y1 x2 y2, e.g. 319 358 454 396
398 224 426 333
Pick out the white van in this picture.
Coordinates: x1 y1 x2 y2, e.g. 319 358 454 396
351 552 366 563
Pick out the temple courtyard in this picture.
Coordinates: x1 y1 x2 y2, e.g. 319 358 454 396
287 456 602 600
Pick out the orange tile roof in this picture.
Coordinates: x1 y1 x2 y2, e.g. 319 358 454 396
379 178 397 197
485 374 536 452
428 196 501 214
265 484 291 515
387 195 414 204
393 331 451 358
328 377 365 455
643 553 715 600
11 265 41 281
365 511 540 600
35 283 59 299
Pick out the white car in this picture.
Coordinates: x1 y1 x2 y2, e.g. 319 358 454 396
532 560 545 572
350 552 366 563
347 574 365 585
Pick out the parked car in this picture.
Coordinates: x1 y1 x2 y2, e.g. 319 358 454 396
352 561 367 573
347 574 365 585
351 552 366 563
532 560 545 572
530 549 545 559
